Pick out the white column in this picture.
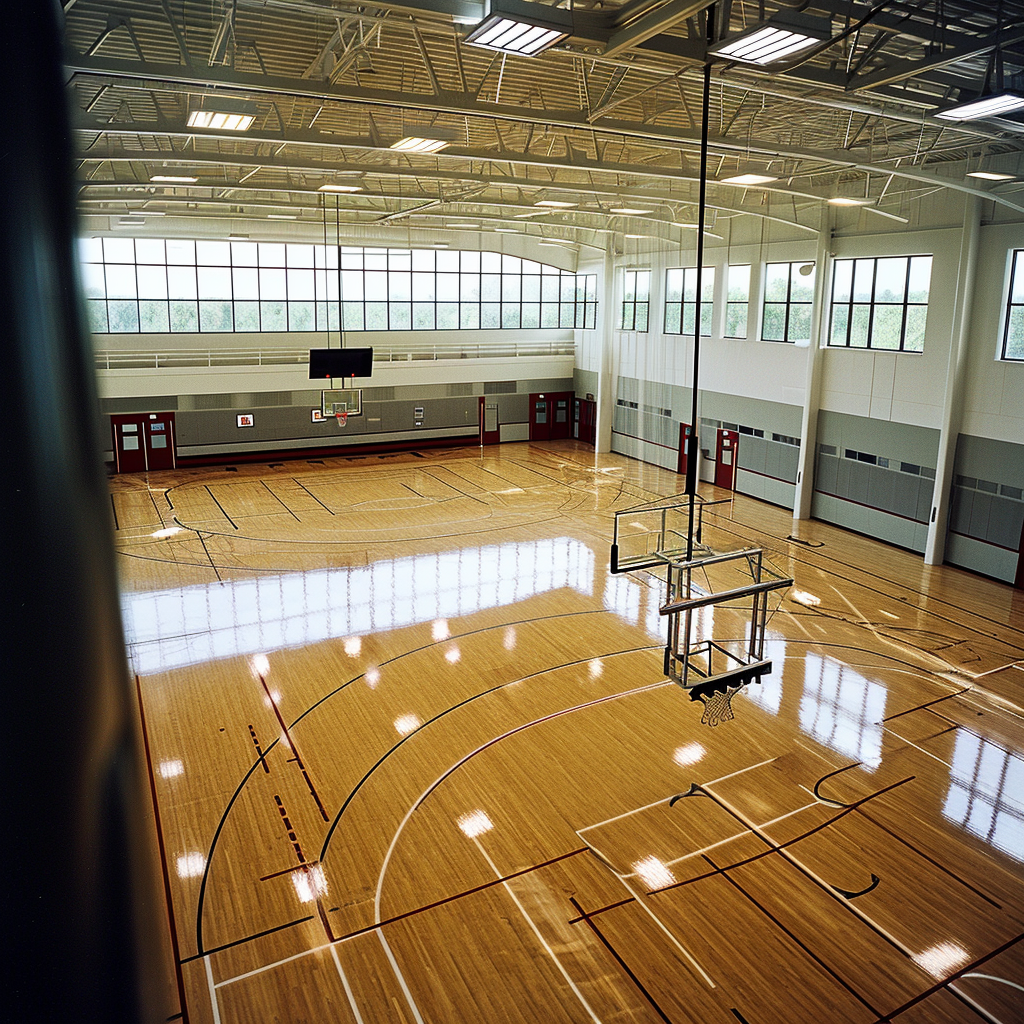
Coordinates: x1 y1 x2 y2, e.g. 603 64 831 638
594 246 617 453
793 213 833 519
926 195 982 564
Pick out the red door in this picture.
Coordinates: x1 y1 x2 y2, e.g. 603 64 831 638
573 398 596 445
551 394 572 440
715 428 738 489
529 394 552 441
111 412 176 473
677 422 693 476
479 397 499 446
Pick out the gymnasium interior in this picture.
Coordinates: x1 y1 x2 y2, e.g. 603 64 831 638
4 2 1024 1021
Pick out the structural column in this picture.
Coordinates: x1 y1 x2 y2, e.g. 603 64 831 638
793 211 833 519
594 245 617 453
926 194 982 564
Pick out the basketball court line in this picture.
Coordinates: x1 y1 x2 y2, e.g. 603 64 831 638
473 837 604 1024
328 945 365 1024
204 956 222 1024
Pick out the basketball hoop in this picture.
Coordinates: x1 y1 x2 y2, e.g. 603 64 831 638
335 410 348 429
695 684 741 727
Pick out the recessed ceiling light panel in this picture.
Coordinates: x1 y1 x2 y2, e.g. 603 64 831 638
318 183 363 192
535 199 577 208
465 0 572 56
150 174 198 183
828 197 870 206
610 207 652 214
966 170 1015 181
390 137 449 154
710 12 831 65
720 173 778 186
937 92 1024 121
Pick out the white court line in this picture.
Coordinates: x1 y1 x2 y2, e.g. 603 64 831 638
204 956 222 1024
959 973 1024 995
474 838 604 1024
376 931 425 1024
577 756 777 834
329 944 366 1024
215 942 331 989
949 983 1008 1024
581 836 716 988
882 726 954 770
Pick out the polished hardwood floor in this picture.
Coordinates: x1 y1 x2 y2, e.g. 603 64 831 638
110 441 1024 1024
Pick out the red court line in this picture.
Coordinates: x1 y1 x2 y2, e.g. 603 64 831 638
136 674 191 1024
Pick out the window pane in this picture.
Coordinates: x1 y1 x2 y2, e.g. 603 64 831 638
287 244 314 268
789 303 812 342
560 277 575 302
81 262 106 299
871 304 903 349
259 268 286 300
139 300 169 332
328 302 339 331
412 303 435 329
727 264 750 301
341 270 363 301
481 303 501 329
103 238 134 263
762 303 787 341
169 300 198 332
501 275 520 302
412 249 435 271
107 300 139 332
635 304 649 332
233 267 259 300
136 265 167 299
288 302 314 331
461 274 481 302
665 303 681 334
521 303 540 329
164 267 194 301
437 251 460 273
389 303 411 330
700 300 712 336
460 304 480 329
541 304 559 328
682 303 695 335
259 243 286 267
790 266 815 302
196 241 230 266
763 264 789 301
411 272 435 301
388 250 411 271
522 275 540 302
234 302 259 332
86 299 108 333
481 274 501 301
365 302 388 330
559 303 575 328
499 303 520 328
908 256 933 302
389 271 412 301
288 268 315 301
135 239 165 265
875 257 907 302
852 260 873 302
461 251 480 273
832 260 853 303
905 306 927 353
438 273 460 301
725 302 747 338
481 251 500 273
850 305 870 347
665 269 683 302
830 305 849 346
585 303 597 329
342 302 363 331
438 303 460 329
232 242 258 266
166 239 195 265
635 271 650 301
105 264 137 299
78 238 103 263
198 266 231 300
261 301 286 331
199 301 233 331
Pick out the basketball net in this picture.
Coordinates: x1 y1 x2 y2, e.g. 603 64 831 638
335 410 348 429
696 685 740 727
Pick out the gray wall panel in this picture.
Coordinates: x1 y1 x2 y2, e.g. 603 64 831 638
968 492 992 540
816 453 838 494
988 497 1024 549
867 464 896 514
892 474 920 521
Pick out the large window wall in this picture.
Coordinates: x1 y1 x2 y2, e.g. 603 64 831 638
80 239 597 334
1001 249 1024 360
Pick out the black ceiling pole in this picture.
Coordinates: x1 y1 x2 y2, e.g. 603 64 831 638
685 5 715 561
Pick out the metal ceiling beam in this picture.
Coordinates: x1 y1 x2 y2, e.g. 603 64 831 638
850 23 1024 91
603 0 713 58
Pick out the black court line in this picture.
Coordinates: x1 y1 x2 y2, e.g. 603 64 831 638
703 852 881 1017
293 478 335 514
110 493 119 530
883 689 970 722
261 480 301 521
136 676 191 1024
872 931 1024 1023
194 530 222 582
401 482 425 497
194 608 656 954
149 488 164 524
423 467 492 506
203 485 238 529
179 915 315 964
730 1011 752 1024
570 896 674 1023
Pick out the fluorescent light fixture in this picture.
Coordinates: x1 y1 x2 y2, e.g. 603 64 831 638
609 207 652 214
535 199 577 208
429 242 450 248
318 183 363 192
720 172 778 186
390 137 449 154
229 233 249 240
267 213 297 219
711 12 831 65
186 111 254 131
966 170 1015 180
828 197 870 206
116 217 146 226
151 174 197 183
449 223 480 228
464 0 572 56
515 210 549 218
494 227 520 232
624 233 649 239
937 92 1024 121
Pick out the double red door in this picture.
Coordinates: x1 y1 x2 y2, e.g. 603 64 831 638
529 392 572 441
111 413 176 473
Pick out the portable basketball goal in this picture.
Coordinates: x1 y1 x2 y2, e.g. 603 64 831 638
611 495 793 726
